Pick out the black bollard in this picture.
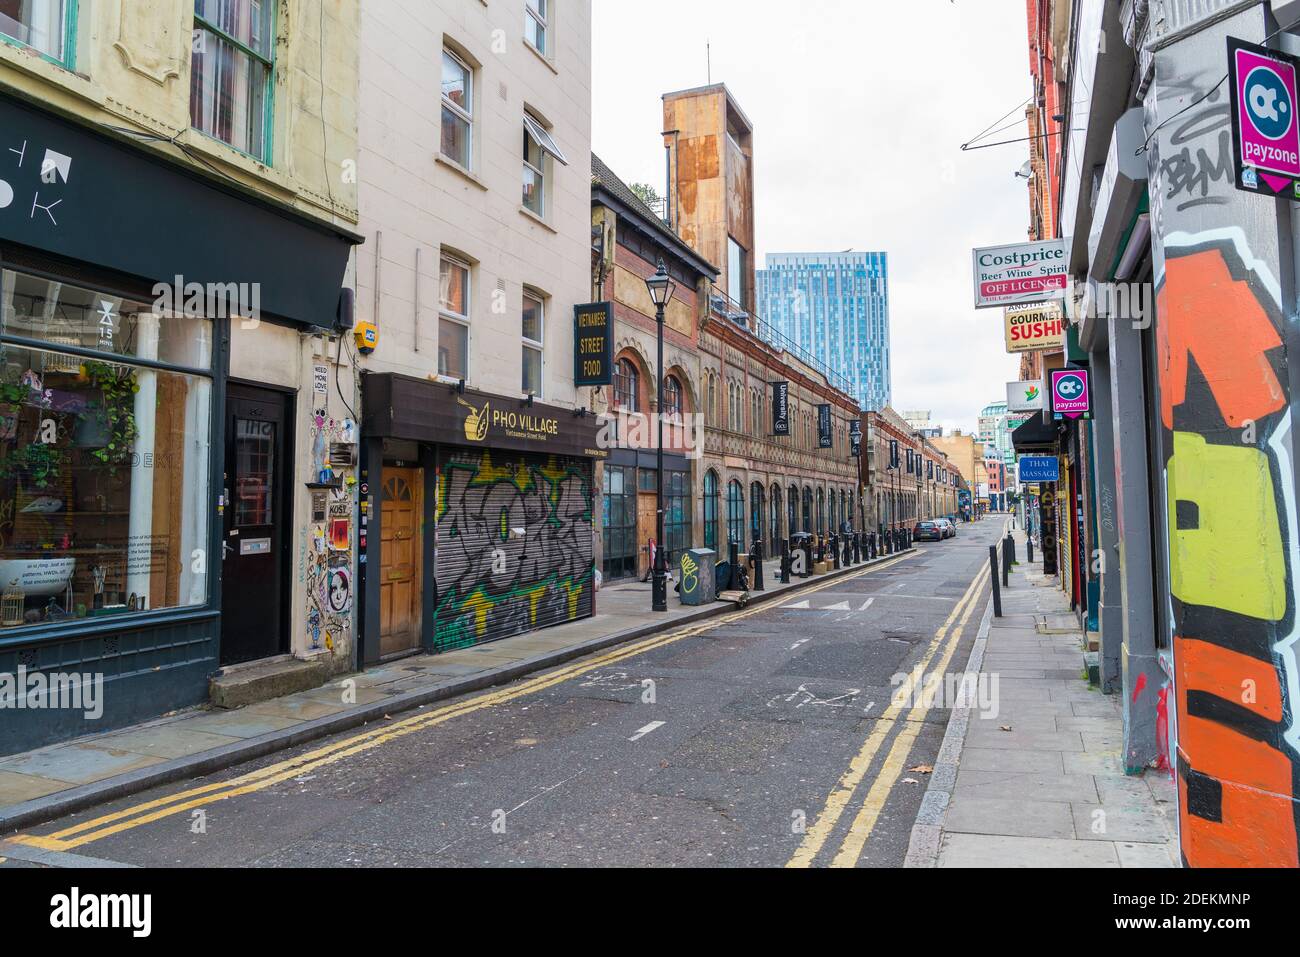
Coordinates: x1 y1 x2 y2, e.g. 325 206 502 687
1028 537 1035 564
780 538 791 584
728 540 740 591
989 544 1003 618
752 539 765 592
802 541 813 578
831 534 840 570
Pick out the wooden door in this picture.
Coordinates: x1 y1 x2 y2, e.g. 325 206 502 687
380 467 422 657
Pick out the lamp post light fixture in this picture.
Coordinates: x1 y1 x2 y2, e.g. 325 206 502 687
645 258 677 613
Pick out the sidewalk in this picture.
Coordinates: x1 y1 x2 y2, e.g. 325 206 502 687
0 548 908 833
906 529 1179 868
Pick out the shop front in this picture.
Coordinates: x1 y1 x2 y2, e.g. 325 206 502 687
0 94 359 753
359 374 605 665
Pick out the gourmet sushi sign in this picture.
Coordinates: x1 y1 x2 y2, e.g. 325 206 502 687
972 238 1069 309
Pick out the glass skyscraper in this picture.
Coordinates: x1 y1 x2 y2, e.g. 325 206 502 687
756 251 891 412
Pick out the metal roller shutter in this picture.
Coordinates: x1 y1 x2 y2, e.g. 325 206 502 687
434 447 595 652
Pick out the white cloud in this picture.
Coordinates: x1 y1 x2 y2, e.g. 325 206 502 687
593 0 1031 433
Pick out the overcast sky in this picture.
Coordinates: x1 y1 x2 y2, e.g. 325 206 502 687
592 0 1032 434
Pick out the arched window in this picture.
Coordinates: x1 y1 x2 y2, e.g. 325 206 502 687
663 374 683 420
703 470 719 550
829 489 837 532
817 488 825 535
750 481 764 546
770 483 782 544
802 487 813 535
614 358 639 412
788 484 799 534
727 480 745 547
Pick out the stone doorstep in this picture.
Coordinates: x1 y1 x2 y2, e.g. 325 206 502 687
209 657 330 711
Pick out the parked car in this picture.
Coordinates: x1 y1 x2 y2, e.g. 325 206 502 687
913 521 944 542
935 518 956 539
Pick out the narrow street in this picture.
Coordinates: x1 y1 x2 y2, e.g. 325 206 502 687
9 523 1001 868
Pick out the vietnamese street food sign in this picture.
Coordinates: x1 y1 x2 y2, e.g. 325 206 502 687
573 302 614 388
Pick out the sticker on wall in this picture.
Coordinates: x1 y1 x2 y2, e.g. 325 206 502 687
327 567 352 614
329 518 351 552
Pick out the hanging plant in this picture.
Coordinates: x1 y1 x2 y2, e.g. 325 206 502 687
83 361 139 469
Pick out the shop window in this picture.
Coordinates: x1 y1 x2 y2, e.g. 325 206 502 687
0 269 212 632
665 470 690 556
703 470 719 550
0 0 75 66
726 480 744 547
191 0 275 162
601 465 636 581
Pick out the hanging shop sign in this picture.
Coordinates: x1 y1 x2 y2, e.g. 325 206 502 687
1006 379 1046 412
1228 37 1300 197
772 382 791 436
573 302 614 387
1004 302 1066 353
817 404 833 448
1051 368 1092 420
972 238 1069 309
362 373 607 460
1018 455 1060 483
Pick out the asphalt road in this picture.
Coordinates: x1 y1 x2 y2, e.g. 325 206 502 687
6 520 1005 868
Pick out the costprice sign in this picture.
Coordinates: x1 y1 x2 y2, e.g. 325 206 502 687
972 238 1069 309
1229 37 1300 197
1004 302 1066 353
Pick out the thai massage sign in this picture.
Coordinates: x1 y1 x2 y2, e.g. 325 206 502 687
972 238 1069 308
1229 37 1300 197
1004 302 1066 354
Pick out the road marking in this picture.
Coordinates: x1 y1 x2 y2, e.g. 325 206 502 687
790 639 810 650
13 550 921 852
824 602 851 612
830 576 984 868
858 599 875 612
781 600 811 610
785 567 984 869
629 721 666 741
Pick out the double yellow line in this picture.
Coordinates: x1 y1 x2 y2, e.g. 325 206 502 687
787 566 986 868
15 551 919 852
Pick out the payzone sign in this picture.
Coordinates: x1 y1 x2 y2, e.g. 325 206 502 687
972 239 1068 309
1051 368 1091 420
1229 37 1300 196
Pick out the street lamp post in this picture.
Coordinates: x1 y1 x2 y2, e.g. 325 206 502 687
645 259 676 613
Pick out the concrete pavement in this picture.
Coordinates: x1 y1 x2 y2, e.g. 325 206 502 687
905 528 1179 868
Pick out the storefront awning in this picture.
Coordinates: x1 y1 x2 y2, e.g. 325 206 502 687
363 373 607 460
1013 414 1063 453
0 93 362 332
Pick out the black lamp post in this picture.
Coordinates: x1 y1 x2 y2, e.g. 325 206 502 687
646 258 676 613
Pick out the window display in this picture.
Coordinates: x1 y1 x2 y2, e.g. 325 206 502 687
0 269 211 631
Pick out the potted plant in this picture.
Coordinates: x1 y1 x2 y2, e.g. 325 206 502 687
82 362 139 470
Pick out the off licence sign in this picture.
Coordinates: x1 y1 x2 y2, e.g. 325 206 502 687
973 238 1069 309
1004 302 1065 353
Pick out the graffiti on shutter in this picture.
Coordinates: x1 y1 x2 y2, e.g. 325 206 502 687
434 448 594 651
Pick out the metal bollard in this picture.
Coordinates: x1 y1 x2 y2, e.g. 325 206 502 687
780 538 791 584
1027 537 1034 564
989 545 1003 618
802 541 813 578
751 539 765 592
1004 533 1017 566
831 534 841 570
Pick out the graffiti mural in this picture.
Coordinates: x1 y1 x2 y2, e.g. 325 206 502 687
1157 227 1300 866
434 450 594 652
